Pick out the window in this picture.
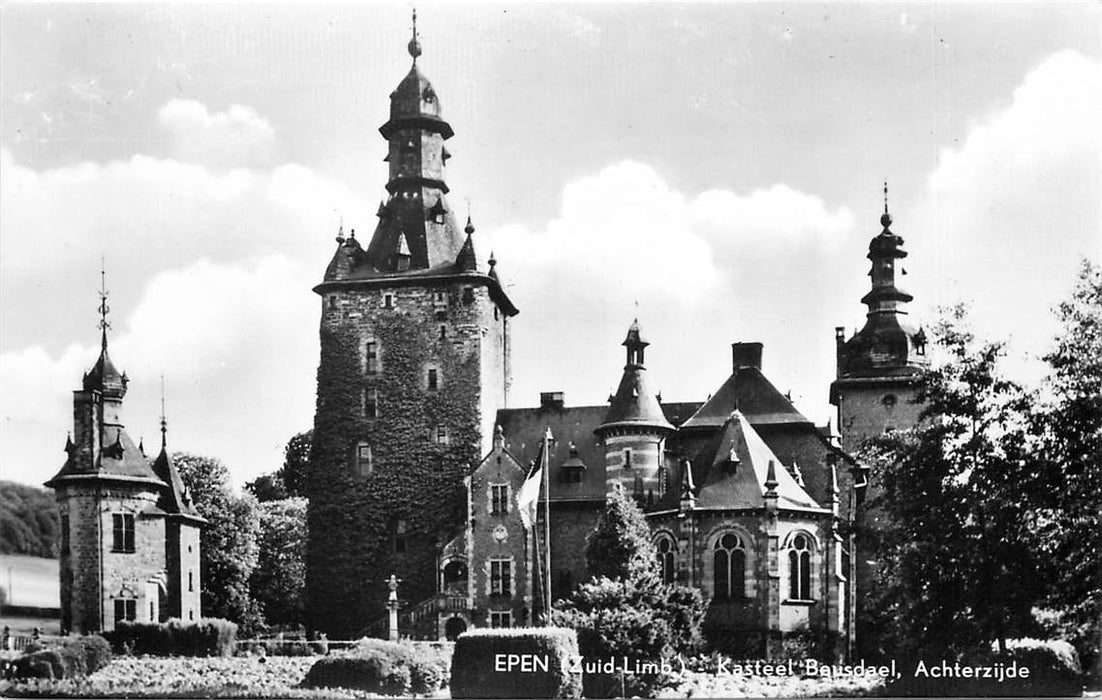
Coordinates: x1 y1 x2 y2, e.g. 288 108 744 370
490 559 512 596
150 601 155 620
882 394 897 408
656 536 676 584
491 484 509 515
623 449 632 470
383 294 394 309
439 325 447 340
462 287 474 305
365 341 379 375
427 368 438 391
393 519 407 554
562 468 582 484
714 533 746 600
327 295 337 310
490 611 512 628
188 571 194 592
435 426 449 445
788 533 812 600
357 443 373 477
114 598 136 625
112 513 135 553
189 610 194 621
60 514 70 555
363 388 378 418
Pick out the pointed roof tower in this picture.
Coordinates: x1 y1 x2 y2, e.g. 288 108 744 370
150 381 204 521
597 319 674 435
315 10 517 315
833 183 929 383
83 264 128 398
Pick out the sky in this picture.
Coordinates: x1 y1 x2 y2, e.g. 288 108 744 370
1 2 1099 490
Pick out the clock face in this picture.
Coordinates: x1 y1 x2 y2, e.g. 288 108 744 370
492 524 508 543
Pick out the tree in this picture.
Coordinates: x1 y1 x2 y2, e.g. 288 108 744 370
174 452 263 632
584 486 659 584
0 481 58 557
862 306 1041 658
250 498 307 628
1033 260 1102 678
555 488 705 697
244 430 311 503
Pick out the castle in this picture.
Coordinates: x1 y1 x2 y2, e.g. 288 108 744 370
305 20 928 658
46 275 204 633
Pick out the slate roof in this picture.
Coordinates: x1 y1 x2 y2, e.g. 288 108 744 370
150 443 204 520
599 365 674 433
655 412 827 514
681 366 812 430
83 342 127 398
46 425 163 487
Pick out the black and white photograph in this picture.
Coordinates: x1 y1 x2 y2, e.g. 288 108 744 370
0 2 1098 697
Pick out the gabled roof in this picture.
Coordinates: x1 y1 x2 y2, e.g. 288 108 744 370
681 366 811 430
656 412 826 513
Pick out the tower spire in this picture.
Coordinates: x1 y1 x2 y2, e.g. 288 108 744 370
881 179 892 229
408 8 422 62
160 375 168 448
97 257 111 351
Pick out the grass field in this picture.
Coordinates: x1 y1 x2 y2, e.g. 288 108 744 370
0 554 58 608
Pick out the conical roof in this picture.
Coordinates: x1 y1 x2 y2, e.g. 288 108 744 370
598 321 673 434
150 442 204 520
83 340 127 399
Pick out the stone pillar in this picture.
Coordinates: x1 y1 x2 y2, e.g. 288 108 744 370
386 574 401 642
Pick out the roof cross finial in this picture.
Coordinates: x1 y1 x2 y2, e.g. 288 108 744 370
408 7 422 61
160 375 168 448
97 256 111 350
883 179 889 214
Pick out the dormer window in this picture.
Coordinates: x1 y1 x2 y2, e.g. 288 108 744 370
430 199 447 225
427 368 439 392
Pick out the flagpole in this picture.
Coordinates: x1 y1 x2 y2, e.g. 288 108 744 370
530 498 543 624
542 427 553 625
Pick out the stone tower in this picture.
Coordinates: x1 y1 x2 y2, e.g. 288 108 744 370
46 276 203 633
306 15 518 637
596 320 674 504
830 187 928 453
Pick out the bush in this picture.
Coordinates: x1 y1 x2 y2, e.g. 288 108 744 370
108 618 237 657
11 635 111 679
884 638 1083 697
554 577 705 698
450 627 581 699
301 638 450 695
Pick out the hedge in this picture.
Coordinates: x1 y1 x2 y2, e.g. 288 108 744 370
300 638 451 695
885 638 1083 697
450 627 581 699
107 618 237 657
10 635 112 679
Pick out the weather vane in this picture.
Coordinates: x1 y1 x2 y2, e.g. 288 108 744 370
97 257 111 345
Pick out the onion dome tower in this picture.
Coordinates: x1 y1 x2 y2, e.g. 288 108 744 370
596 319 674 503
830 184 929 451
307 11 518 638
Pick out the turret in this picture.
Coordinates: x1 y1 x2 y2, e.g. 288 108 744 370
596 319 674 501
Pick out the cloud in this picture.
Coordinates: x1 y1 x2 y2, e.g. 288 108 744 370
485 160 857 420
0 97 371 488
917 49 1102 373
0 256 319 489
158 98 276 170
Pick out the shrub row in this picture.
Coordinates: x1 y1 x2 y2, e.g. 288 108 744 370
301 638 450 696
107 618 237 657
10 636 112 680
450 627 581 699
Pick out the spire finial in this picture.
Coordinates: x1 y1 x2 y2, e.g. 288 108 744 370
160 375 167 448
408 8 422 61
336 215 345 244
881 179 892 229
465 201 475 235
97 256 111 350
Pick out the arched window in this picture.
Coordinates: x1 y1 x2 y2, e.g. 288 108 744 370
788 533 812 600
713 533 745 600
655 536 676 584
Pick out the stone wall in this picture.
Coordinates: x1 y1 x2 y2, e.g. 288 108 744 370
307 277 509 637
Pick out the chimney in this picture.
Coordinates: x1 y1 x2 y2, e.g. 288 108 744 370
731 342 763 371
539 391 565 410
